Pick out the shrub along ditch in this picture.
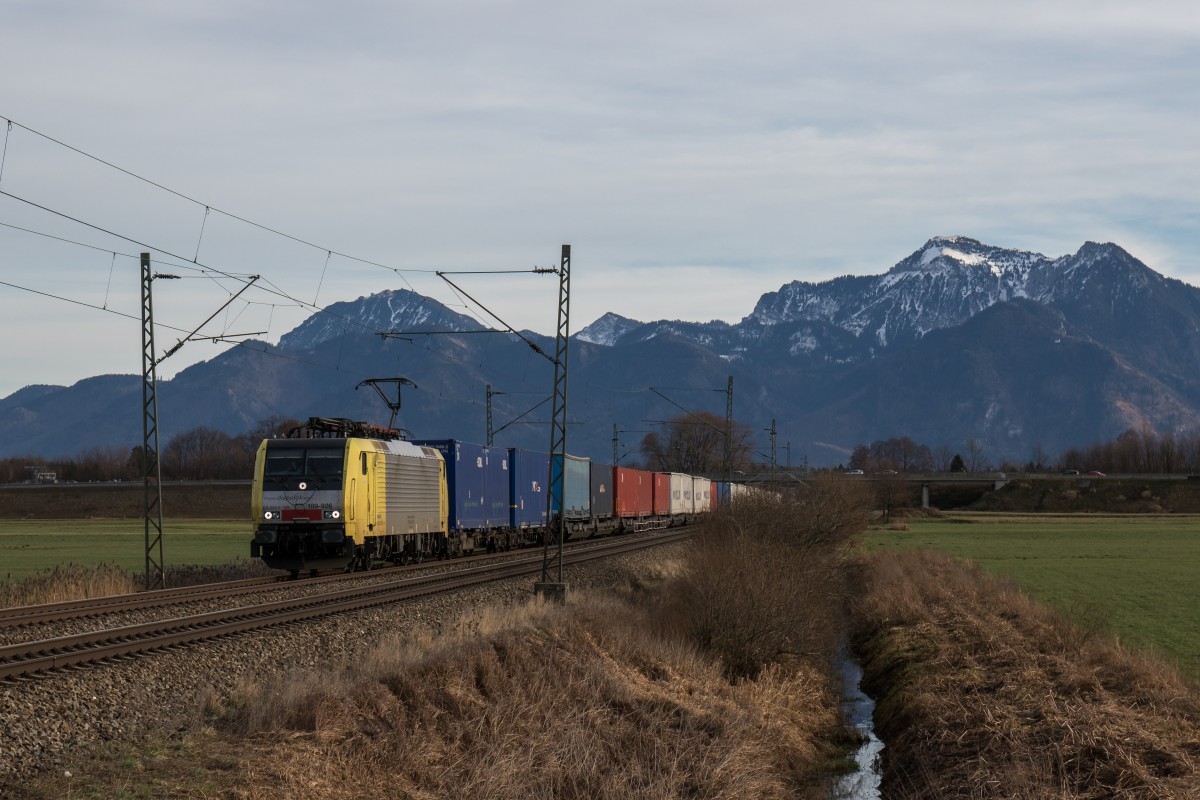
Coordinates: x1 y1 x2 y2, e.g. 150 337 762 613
852 548 1200 798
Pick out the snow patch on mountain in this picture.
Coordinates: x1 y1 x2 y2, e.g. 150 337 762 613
740 237 1147 357
279 289 482 351
575 312 642 346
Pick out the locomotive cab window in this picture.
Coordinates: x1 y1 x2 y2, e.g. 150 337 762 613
262 443 345 490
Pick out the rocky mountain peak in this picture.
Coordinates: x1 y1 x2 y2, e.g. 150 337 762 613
576 312 644 346
279 288 482 352
890 236 1049 278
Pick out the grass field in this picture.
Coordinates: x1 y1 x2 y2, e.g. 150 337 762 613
866 513 1200 680
0 519 252 583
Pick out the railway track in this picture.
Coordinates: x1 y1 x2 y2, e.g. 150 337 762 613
0 575 284 629
0 528 693 683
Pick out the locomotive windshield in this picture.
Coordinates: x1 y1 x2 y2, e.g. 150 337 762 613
263 443 345 490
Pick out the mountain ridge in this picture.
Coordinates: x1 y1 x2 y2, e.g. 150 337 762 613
3 236 1198 466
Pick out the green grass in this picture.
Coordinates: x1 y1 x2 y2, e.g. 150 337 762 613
866 513 1200 680
0 518 252 583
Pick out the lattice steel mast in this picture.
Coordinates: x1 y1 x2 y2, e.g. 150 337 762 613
140 253 166 590
537 245 571 600
139 258 258 591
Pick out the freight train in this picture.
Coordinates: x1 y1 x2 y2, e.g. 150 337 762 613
250 417 750 576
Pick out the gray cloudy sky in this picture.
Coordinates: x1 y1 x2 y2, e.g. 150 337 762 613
1 0 1198 397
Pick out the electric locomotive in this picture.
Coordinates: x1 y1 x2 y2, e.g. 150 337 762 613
251 417 447 576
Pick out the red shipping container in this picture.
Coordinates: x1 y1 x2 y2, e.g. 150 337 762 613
709 480 718 511
652 472 671 516
614 467 653 517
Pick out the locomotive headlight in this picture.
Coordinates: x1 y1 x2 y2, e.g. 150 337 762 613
331 510 341 519
263 511 274 520
299 481 308 490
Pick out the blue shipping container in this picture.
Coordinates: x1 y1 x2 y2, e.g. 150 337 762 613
413 439 506 530
551 454 592 520
486 448 511 527
508 448 549 529
591 462 613 520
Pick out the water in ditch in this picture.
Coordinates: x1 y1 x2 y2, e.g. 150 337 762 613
831 651 884 799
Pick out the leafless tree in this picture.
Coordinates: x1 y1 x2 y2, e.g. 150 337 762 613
639 411 754 474
964 437 987 472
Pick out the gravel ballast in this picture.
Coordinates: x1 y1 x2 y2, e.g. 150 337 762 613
0 541 688 787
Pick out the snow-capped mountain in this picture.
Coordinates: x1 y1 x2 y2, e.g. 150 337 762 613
279 289 482 351
575 312 643 346
4 235 1199 466
751 236 1085 349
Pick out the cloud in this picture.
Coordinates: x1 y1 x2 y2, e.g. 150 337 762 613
0 0 1198 396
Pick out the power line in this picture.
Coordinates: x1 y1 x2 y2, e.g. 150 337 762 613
0 114 466 286
0 120 10 187
0 277 189 334
0 186 378 338
0 117 570 400
0 117 565 353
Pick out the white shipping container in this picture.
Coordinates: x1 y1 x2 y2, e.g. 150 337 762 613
668 472 691 515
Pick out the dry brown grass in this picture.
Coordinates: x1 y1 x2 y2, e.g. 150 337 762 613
0 559 274 608
0 562 136 607
853 548 1200 798
12 495 870 798
210 594 843 799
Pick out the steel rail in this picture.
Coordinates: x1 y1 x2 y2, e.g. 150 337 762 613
0 529 693 683
0 527 681 629
0 575 283 628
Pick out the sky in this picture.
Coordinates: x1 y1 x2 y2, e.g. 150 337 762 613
1 0 1198 398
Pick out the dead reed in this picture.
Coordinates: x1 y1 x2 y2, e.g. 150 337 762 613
217 593 844 799
0 562 135 608
853 548 1200 798
1 559 274 608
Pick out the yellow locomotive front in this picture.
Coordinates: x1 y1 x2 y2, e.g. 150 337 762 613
251 418 448 576
251 436 354 574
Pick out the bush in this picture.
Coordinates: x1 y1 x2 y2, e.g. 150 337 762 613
665 477 872 679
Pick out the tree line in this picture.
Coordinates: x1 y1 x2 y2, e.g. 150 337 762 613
850 427 1200 475
0 417 299 484
8 417 1200 484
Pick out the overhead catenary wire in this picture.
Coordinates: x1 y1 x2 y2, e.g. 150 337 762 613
0 277 190 334
102 251 116 309
0 250 477 384
0 186 378 338
0 290 569 431
0 120 10 187
0 116 561 352
0 114 454 290
313 250 331 306
193 206 210 263
437 272 553 362
0 116 570 410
